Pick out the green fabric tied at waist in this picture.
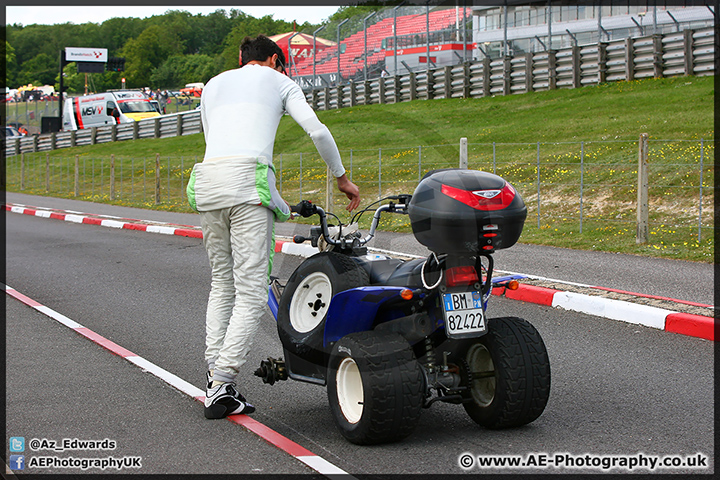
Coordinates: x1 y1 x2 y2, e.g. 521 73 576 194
185 157 290 222
255 161 290 222
186 167 198 211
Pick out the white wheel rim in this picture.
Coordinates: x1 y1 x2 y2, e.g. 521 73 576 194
466 343 495 407
289 272 332 333
336 357 364 424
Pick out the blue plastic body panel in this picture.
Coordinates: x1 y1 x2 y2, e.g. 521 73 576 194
267 285 280 320
264 268 529 346
323 286 409 346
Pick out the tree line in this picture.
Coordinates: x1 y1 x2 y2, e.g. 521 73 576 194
4 5 387 95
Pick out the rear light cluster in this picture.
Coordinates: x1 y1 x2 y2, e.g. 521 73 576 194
445 266 479 287
441 182 517 211
439 184 516 252
481 224 498 251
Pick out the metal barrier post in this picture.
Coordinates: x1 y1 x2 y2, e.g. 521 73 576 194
492 142 496 174
74 155 79 197
580 142 585 233
155 153 161 204
378 148 382 200
45 153 50 192
418 146 422 181
110 154 115 200
636 133 649 244
459 138 468 168
536 142 541 228
698 138 704 241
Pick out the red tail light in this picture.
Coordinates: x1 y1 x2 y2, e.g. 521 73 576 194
441 182 516 211
445 266 479 287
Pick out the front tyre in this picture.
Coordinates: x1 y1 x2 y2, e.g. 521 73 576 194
461 316 550 429
327 331 424 445
277 252 369 364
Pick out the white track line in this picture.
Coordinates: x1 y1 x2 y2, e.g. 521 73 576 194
4 283 355 478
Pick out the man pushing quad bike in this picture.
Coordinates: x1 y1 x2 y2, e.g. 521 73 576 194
257 168 551 445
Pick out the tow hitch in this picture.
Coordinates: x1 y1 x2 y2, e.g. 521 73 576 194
254 357 288 385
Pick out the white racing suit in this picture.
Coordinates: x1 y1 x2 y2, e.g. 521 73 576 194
188 156 285 383
187 64 345 383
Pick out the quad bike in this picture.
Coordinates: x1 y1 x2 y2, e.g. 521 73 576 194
256 168 551 445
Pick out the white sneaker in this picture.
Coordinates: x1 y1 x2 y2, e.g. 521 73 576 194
204 382 255 419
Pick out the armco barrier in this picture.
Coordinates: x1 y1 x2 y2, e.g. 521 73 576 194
4 110 203 157
306 27 714 111
4 27 713 158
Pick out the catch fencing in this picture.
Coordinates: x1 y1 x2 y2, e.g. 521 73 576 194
308 27 715 109
4 137 713 252
4 27 714 158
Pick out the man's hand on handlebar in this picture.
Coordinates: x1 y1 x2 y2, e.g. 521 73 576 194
336 174 360 212
290 200 318 217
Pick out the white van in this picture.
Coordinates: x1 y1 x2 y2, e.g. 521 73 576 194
62 90 160 130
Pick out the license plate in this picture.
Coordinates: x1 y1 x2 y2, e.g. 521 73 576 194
441 291 486 337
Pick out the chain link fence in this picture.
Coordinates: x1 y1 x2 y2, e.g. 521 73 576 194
4 138 713 249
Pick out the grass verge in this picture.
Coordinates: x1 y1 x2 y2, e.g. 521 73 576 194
5 76 714 262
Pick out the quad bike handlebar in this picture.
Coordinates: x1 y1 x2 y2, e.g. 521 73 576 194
289 199 319 218
290 195 411 250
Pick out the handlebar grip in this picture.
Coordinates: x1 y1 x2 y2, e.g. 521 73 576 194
290 200 317 217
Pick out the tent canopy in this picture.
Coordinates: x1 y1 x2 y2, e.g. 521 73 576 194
269 32 335 61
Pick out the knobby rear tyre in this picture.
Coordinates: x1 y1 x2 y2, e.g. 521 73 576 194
327 331 424 445
461 316 550 429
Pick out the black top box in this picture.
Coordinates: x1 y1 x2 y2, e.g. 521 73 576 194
408 169 527 254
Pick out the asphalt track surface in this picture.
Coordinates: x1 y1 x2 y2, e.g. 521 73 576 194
4 193 716 477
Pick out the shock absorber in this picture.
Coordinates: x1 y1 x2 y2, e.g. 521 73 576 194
423 337 437 372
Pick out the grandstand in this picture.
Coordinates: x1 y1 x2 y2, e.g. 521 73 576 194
291 8 470 86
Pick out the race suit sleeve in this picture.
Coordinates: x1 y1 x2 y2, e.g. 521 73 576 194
200 89 209 140
282 83 346 178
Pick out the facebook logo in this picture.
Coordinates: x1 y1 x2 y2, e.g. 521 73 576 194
9 455 25 470
10 437 25 452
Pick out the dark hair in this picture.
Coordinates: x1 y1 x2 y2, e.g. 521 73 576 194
240 34 286 72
